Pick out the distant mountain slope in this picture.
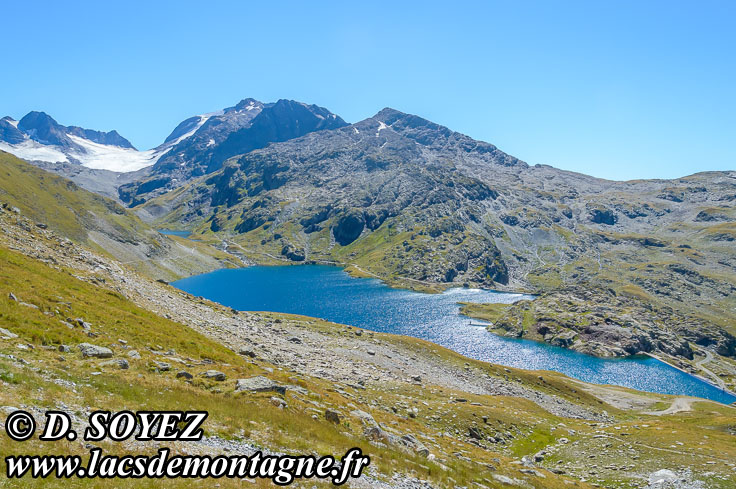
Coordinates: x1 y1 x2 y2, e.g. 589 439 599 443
2 99 347 201
0 112 156 172
118 98 347 204
140 108 736 383
0 151 238 280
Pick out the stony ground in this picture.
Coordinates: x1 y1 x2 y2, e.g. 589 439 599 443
1 205 735 488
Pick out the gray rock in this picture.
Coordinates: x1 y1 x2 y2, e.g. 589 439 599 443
127 350 141 359
648 469 678 485
100 359 129 369
201 370 226 381
492 474 524 486
270 397 287 409
58 344 71 353
238 348 257 358
176 371 193 380
519 468 544 478
350 409 379 428
78 343 113 359
285 384 309 396
235 376 285 394
0 327 18 339
152 361 171 372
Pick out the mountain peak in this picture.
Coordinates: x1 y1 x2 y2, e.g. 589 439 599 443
232 98 263 112
0 116 25 144
373 107 405 120
18 111 60 129
17 111 68 146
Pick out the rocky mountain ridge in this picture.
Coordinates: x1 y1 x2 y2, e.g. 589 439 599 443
139 107 736 389
2 111 134 149
4 99 736 388
1 181 735 489
118 98 347 204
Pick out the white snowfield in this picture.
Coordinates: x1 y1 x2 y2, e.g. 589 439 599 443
0 113 214 173
67 135 159 172
0 139 70 164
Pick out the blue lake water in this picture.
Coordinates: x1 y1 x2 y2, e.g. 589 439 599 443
173 265 736 404
158 229 192 238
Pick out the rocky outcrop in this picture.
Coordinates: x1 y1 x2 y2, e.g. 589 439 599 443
486 287 710 361
333 210 365 245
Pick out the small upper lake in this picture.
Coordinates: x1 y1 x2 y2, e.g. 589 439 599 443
173 265 736 404
159 229 192 238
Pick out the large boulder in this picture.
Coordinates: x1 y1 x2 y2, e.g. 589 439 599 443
201 370 227 381
235 376 285 394
78 343 113 359
100 359 129 369
0 327 18 339
648 469 677 485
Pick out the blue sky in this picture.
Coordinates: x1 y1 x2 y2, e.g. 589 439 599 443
2 1 735 180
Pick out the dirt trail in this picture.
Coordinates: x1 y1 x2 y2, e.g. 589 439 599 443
644 397 696 416
695 348 727 390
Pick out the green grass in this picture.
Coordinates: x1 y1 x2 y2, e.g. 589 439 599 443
1 243 597 488
0 152 149 245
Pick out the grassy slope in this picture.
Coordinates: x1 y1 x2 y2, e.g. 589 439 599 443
0 151 151 244
0 245 584 488
0 151 237 280
1 229 735 487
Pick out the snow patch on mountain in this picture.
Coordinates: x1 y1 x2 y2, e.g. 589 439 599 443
0 139 69 163
376 121 388 137
66 135 159 172
0 112 217 173
166 113 216 147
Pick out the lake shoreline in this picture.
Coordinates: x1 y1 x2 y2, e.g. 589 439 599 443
644 352 736 401
172 264 736 404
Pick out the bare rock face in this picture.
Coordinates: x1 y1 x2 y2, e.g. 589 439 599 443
588 205 618 225
280 243 305 261
118 99 347 203
333 210 365 246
